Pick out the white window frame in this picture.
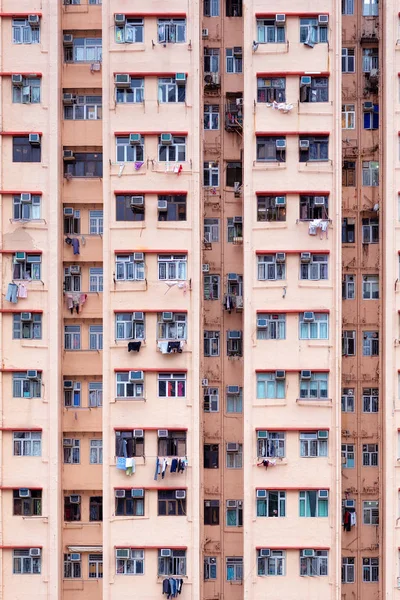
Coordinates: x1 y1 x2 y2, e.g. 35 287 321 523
341 388 355 412
12 19 40 44
13 550 41 574
116 372 144 399
89 267 103 292
300 254 328 280
158 550 186 576
343 330 356 356
226 389 243 413
64 555 82 579
204 162 219 187
158 254 187 281
342 443 355 468
157 18 186 44
157 372 186 398
12 253 41 280
90 439 103 464
115 313 145 341
64 95 102 120
226 444 243 468
89 325 103 350
226 557 243 582
299 313 329 340
362 444 378 466
116 78 144 104
204 105 220 130
257 254 286 281
204 0 220 16
362 218 379 243
116 549 144 575
158 136 186 162
300 550 328 576
256 373 285 399
343 275 355 299
63 438 80 464
300 432 328 457
362 387 378 413
13 194 41 220
204 218 220 243
116 136 144 163
362 0 378 16
226 48 242 73
257 432 285 458
157 313 187 340
204 387 219 412
342 48 355 73
158 77 186 103
362 275 379 299
257 313 286 340
342 0 354 15
204 330 220 356
342 557 355 583
69 38 102 63
204 48 220 73
13 372 41 398
299 373 328 400
362 558 379 582
13 77 41 104
362 161 379 186
342 104 355 129
256 20 285 43
204 275 220 300
88 554 103 579
115 19 144 44
64 325 81 350
89 382 103 407
258 550 285 576
13 431 42 456
115 254 145 281
363 500 379 525
89 210 103 235
362 331 379 356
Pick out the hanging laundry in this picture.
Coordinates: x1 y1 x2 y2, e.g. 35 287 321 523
170 458 178 473
161 458 168 479
17 283 28 298
81 235 86 246
128 341 142 352
71 238 80 255
65 236 73 246
134 161 144 170
125 457 136 476
350 511 356 527
154 457 160 481
167 341 182 353
116 456 127 470
271 100 294 113
5 283 18 303
257 459 277 469
158 341 169 354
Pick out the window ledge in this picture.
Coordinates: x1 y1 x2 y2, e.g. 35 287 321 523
297 282 332 289
256 457 288 466
253 223 287 229
115 397 145 402
110 45 146 53
253 162 287 171
110 223 146 229
296 398 332 406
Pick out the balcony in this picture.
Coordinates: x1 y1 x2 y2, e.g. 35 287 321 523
225 96 243 133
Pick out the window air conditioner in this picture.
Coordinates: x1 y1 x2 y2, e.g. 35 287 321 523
64 207 74 216
275 14 286 22
344 499 355 508
114 74 131 88
318 430 329 439
228 330 242 340
300 252 312 262
160 133 173 145
63 34 73 46
257 318 268 329
227 273 238 281
63 438 73 447
227 385 240 394
12 74 23 85
129 371 144 382
129 133 142 146
299 140 310 150
256 489 267 498
63 150 75 161
175 73 186 82
19 193 32 204
314 196 326 205
303 311 315 322
257 430 268 438
275 370 286 379
14 252 26 262
63 93 77 106
300 76 312 86
133 429 144 438
158 429 168 438
19 488 31 498
226 443 240 452
28 15 40 26
202 264 210 273
363 101 374 111
302 549 314 557
64 380 74 390
175 490 186 499
275 196 286 206
130 196 144 207
276 139 286 149
116 548 130 559
69 553 81 561
276 252 286 262
300 370 312 380
202 28 209 38
158 200 168 211
233 216 242 224
29 548 41 557
133 254 144 263
131 488 144 497
318 14 329 23
160 549 172 557
227 500 238 508
260 548 271 557
27 370 38 379
114 14 126 25
29 133 40 146
162 312 173 322
69 265 81 275
115 489 126 498
202 378 209 387
21 312 32 322
318 490 329 499
69 495 81 504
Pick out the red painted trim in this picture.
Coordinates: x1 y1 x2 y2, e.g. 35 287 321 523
113 427 188 432
256 190 330 196
114 132 187 137
0 545 43 549
0 13 42 17
0 369 42 373
114 191 187 196
0 428 42 432
255 12 329 17
114 13 186 17
0 72 42 78
0 250 42 254
256 369 329 374
113 486 187 491
255 487 330 491
113 309 188 314
114 545 187 550
255 308 330 314
0 190 42 195
0 309 42 314
255 427 330 431
113 250 187 255
0 487 42 491
257 72 329 77
0 132 42 137
114 72 188 78
114 368 187 373
255 546 330 551
255 250 330 255
256 131 330 137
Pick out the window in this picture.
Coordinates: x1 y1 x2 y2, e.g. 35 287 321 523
362 161 379 186
158 136 186 162
258 254 286 281
300 550 328 576
88 382 102 408
13 313 42 340
64 554 82 579
363 331 379 356
64 382 81 408
204 105 219 130
258 550 285 576
300 18 328 43
362 275 379 299
157 19 186 43
257 432 285 458
204 275 220 300
204 218 220 243
342 48 355 73
299 136 329 162
363 501 379 525
299 490 329 517
342 557 355 583
13 77 41 104
158 549 186 576
226 0 242 16
158 490 187 516
12 19 40 44
89 268 103 293
115 431 144 458
342 444 355 468
364 104 379 130
204 48 220 73
204 0 220 16
115 313 145 341
256 19 285 43
13 136 41 163
226 388 242 413
116 373 144 399
89 554 103 579
204 557 217 580
158 254 187 281
89 210 103 235
256 314 286 341
226 557 243 582
64 95 102 120
342 218 355 243
226 500 242 527
116 549 144 575
257 77 286 103
257 195 286 222
158 77 186 103
158 373 186 398
13 550 41 574
300 77 329 103
64 152 103 177
226 48 242 73
63 439 80 464
115 493 144 517
204 387 219 412
204 500 220 525
116 136 144 163
342 104 355 129
343 161 356 186
300 432 328 457
256 137 286 162
204 330 220 357
342 388 355 412
227 219 243 242
64 495 81 521
363 388 378 413
116 78 144 103
13 194 41 221
89 496 102 521
13 372 41 398
158 431 186 456
363 558 379 582
64 325 81 350
226 162 242 187
362 218 379 243
158 194 187 221
90 439 102 464
227 331 242 357
64 209 80 235
204 162 219 187
256 373 285 399
257 491 286 518
64 37 102 62
343 275 356 299
116 195 145 222
157 313 187 340
362 0 378 16
299 195 329 220
115 255 145 281
299 373 328 400
13 431 41 456
13 489 42 516
300 255 328 280
363 444 378 466
342 0 354 14
226 444 242 468
115 19 143 43
204 444 219 468
299 313 329 340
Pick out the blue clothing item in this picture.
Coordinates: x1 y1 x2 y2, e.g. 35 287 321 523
170 458 178 473
116 457 126 470
5 283 18 303
170 578 177 598
71 238 80 255
154 457 160 481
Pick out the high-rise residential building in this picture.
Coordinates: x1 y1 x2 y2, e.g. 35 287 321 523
0 0 397 598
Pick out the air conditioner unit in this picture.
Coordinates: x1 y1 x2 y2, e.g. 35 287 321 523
158 429 168 438
318 430 329 439
202 378 209 387
363 101 374 110
133 429 144 438
132 253 144 263
132 488 144 497
299 140 310 150
236 296 243 309
69 265 81 275
318 14 329 23
12 74 23 85
227 273 238 281
175 490 186 499
162 312 173 322
202 264 210 273
160 133 173 145
69 553 81 561
275 370 286 380
302 549 314 557
275 196 286 206
63 34 73 46
114 74 131 88
19 488 31 498
63 438 73 447
233 216 242 224
257 318 268 329
276 139 286 149
211 73 220 85
29 133 40 145
318 490 329 499
129 133 142 146
28 15 40 26
69 495 81 504
29 548 41 557
227 385 240 394
256 489 267 498
344 499 355 508
300 252 312 262
300 370 312 380
62 93 76 105
275 14 286 22
114 13 126 24
158 200 168 211
116 548 130 559
63 207 74 217
227 500 238 508
130 196 144 207
160 549 172 557
63 150 75 161
276 252 286 262
176 73 186 82
314 196 326 205
129 371 144 382
260 548 271 557
115 489 126 498
27 370 38 379
14 252 26 262
227 443 239 452
202 28 209 38
300 76 312 86
21 312 32 322
257 430 268 438
64 380 74 390
228 330 241 340
303 311 315 322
